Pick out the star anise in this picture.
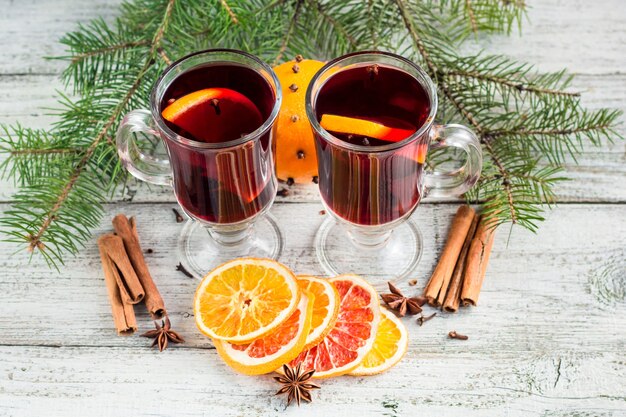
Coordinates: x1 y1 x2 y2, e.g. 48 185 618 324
273 364 320 406
141 316 184 351
381 282 425 316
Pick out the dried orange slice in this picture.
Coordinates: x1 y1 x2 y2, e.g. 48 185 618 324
320 114 415 142
297 276 340 350
288 274 381 378
162 88 263 142
194 258 300 344
349 307 408 376
213 291 315 375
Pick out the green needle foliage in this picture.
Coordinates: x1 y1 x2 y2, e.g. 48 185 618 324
0 0 622 267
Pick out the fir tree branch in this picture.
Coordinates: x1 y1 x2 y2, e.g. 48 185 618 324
273 0 303 65
306 0 358 49
157 46 172 65
220 0 239 24
394 0 519 223
368 0 378 49
25 0 176 255
465 0 478 33
439 68 581 97
1 0 622 266
486 125 614 138
70 39 149 65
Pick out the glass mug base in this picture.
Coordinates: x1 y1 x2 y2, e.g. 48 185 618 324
314 216 423 291
177 213 285 279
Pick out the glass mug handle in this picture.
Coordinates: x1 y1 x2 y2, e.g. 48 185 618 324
116 109 172 186
423 124 483 198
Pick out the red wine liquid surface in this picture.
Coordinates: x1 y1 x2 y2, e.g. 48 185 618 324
314 64 431 225
161 64 276 224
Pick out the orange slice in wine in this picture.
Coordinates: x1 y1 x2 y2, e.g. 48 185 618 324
287 274 381 378
320 114 428 163
162 88 263 142
320 114 415 142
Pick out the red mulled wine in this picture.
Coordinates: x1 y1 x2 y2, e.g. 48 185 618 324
160 64 276 224
314 64 431 225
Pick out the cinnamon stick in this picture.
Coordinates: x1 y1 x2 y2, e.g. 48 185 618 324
112 214 166 319
98 237 137 335
423 205 476 306
443 213 479 312
97 234 144 304
460 216 497 306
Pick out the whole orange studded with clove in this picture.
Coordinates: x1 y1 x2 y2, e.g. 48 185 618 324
273 55 325 184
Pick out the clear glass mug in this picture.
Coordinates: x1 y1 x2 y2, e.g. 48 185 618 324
306 51 482 288
116 49 283 278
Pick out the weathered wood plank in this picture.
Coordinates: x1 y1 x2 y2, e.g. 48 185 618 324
0 202 624 415
0 346 624 417
0 0 122 75
0 0 624 76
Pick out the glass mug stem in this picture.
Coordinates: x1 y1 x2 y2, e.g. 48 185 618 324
115 49 284 278
348 228 392 249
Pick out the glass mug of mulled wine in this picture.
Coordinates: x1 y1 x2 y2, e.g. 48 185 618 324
306 51 482 288
116 49 283 278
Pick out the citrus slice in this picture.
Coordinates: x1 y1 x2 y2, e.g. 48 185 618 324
297 276 341 350
288 274 381 378
162 88 263 142
349 307 409 376
213 291 315 375
320 114 415 142
194 258 300 344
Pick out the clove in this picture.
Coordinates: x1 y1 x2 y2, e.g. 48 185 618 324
210 98 221 115
417 312 436 326
176 263 193 278
448 331 469 340
367 64 379 80
172 208 184 223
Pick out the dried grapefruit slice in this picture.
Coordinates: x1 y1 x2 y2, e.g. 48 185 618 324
194 258 300 344
288 274 381 378
297 276 340 350
162 88 263 142
349 307 408 376
213 291 315 375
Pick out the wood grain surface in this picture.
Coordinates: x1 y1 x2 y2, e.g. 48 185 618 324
0 0 625 416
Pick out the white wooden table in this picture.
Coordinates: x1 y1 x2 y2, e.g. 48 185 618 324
1 1 625 416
